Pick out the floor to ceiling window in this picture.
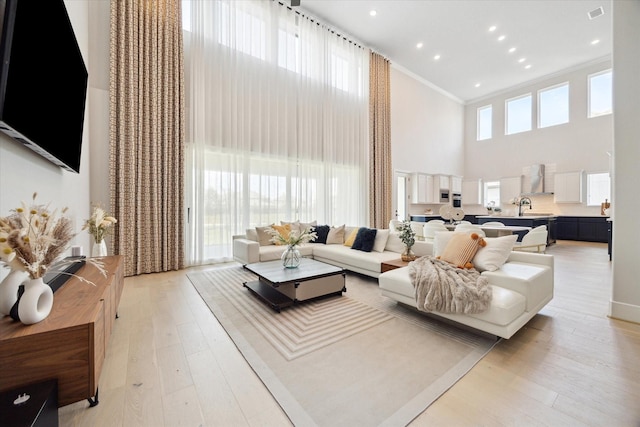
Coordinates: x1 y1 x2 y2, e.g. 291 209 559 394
182 0 369 265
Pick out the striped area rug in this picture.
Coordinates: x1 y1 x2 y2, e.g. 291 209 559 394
192 266 392 360
188 264 497 427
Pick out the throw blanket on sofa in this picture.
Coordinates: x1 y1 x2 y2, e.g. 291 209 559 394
409 256 492 314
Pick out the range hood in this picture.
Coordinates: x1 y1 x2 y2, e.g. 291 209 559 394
524 164 554 195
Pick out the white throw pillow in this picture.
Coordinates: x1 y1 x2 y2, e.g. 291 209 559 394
372 229 390 252
384 232 405 253
246 228 258 242
473 234 518 272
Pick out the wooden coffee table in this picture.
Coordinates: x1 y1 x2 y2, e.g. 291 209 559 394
243 258 346 312
381 258 411 273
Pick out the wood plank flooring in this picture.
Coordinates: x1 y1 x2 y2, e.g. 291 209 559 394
58 241 640 426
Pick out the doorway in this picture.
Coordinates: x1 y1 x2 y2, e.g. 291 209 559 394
394 171 410 222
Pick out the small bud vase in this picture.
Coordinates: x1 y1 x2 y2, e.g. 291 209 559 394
11 277 54 325
281 245 301 268
0 269 28 316
92 239 108 257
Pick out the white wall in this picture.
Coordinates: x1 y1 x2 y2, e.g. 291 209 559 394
0 1 93 255
611 1 640 324
463 60 613 215
390 66 465 215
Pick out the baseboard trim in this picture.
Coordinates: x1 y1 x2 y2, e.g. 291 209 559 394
608 300 640 325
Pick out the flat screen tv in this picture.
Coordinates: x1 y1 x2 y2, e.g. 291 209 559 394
0 0 88 173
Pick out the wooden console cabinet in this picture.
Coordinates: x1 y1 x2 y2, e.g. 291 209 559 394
0 255 124 407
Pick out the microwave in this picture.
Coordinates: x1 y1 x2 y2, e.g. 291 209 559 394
439 190 450 203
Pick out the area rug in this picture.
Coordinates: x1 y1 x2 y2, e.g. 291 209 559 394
188 265 498 427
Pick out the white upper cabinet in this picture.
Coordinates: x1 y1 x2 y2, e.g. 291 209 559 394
554 171 583 203
451 176 462 193
410 173 435 204
462 179 483 205
435 174 450 190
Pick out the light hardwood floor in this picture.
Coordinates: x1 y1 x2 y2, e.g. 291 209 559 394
59 241 640 426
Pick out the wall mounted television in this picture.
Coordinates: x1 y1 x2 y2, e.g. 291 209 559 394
0 0 88 173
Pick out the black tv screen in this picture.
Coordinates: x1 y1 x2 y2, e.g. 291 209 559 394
0 0 88 173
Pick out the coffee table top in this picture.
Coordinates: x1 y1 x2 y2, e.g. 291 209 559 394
245 258 343 285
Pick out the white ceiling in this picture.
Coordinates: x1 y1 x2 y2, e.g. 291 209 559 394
297 0 612 103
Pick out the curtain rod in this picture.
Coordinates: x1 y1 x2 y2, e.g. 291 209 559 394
275 0 365 50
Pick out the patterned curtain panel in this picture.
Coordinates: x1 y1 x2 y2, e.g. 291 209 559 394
369 52 392 229
109 0 185 276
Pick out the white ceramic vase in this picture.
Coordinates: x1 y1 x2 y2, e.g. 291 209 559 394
281 245 301 268
16 277 54 325
92 240 108 257
0 269 28 316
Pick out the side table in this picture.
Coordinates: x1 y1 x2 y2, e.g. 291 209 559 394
381 259 410 273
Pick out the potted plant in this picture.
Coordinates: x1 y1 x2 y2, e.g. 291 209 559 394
396 220 417 262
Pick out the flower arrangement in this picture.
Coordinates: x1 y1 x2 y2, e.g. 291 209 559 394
396 220 415 248
0 193 88 280
83 205 117 243
267 225 317 247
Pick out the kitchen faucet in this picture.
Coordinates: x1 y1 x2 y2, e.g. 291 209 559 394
518 197 532 217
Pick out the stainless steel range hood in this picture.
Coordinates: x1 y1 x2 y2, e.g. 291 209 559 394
523 164 554 195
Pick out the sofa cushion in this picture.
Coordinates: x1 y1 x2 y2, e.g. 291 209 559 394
271 224 292 245
312 244 399 273
344 227 360 247
313 225 330 244
352 227 377 252
258 244 314 262
326 225 345 244
384 232 406 253
373 229 390 253
439 232 485 268
256 226 274 246
473 235 518 272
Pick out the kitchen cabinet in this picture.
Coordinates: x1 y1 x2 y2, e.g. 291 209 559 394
410 173 435 204
554 171 583 203
462 179 483 205
436 174 450 190
450 176 462 193
555 216 608 243
500 176 522 204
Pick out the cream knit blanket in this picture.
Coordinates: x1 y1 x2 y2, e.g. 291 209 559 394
409 256 492 314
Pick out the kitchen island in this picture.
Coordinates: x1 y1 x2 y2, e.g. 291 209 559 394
477 215 557 245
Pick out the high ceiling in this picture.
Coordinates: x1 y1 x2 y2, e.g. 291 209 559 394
297 0 612 103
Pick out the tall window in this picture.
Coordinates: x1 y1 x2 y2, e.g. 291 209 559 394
183 0 369 265
477 105 492 141
505 94 532 135
586 172 611 206
538 83 569 128
589 69 613 117
484 181 500 208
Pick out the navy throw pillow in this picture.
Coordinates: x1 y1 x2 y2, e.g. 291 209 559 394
313 225 330 244
351 227 377 252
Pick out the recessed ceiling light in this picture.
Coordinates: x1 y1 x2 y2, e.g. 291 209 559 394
369 10 377 17
518 57 526 63
416 42 423 49
508 47 516 53
498 35 506 42
489 25 497 32
434 54 441 60
475 83 481 88
525 64 532 69
588 7 604 20
591 39 600 45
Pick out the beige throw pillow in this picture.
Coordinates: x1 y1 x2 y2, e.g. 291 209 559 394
255 226 274 246
439 232 486 269
326 225 345 244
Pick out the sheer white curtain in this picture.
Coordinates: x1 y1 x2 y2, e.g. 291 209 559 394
183 0 369 265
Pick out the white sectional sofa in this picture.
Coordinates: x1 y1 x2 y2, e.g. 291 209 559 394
233 225 554 339
379 250 554 339
232 225 432 278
